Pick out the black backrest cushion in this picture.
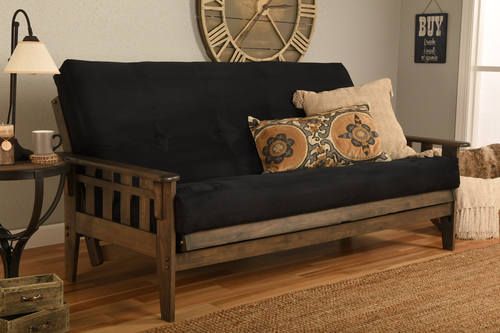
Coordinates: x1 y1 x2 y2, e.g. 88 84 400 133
54 61 353 182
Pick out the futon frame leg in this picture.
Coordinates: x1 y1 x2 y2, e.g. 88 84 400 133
157 241 175 322
65 170 80 282
65 226 80 282
85 237 104 267
440 215 455 251
157 182 176 322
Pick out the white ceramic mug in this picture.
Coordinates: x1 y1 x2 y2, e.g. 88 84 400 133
32 130 62 155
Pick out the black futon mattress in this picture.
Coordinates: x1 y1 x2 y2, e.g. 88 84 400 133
175 157 459 235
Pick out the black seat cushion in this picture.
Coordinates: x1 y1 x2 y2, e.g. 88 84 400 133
175 157 460 235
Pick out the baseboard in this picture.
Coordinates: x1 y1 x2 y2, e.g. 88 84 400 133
13 223 64 249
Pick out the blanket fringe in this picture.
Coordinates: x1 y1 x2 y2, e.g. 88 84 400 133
455 207 499 240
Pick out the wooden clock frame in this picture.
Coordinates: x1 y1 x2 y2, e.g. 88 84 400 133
197 0 317 62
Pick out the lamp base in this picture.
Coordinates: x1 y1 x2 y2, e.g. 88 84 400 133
11 137 33 161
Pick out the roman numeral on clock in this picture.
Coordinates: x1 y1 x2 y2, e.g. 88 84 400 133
230 49 246 62
208 22 230 49
299 3 316 18
203 0 224 11
290 31 310 55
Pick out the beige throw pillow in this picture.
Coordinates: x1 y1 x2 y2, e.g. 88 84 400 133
293 78 416 160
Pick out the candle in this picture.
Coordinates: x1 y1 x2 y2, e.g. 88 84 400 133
0 124 14 138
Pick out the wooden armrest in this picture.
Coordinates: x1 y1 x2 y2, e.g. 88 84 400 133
405 135 470 159
406 135 470 148
61 153 180 183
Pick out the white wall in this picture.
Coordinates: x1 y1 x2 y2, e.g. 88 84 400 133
397 0 463 139
0 0 402 231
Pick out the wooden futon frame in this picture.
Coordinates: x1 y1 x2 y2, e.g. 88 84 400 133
53 98 469 322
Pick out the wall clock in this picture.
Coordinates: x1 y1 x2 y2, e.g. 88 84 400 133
197 0 316 62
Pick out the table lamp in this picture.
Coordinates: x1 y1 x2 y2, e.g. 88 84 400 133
3 9 59 161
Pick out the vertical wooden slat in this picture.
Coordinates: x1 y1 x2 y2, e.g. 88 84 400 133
84 166 103 267
120 175 132 225
85 167 96 215
153 181 162 220
102 170 113 220
139 178 153 231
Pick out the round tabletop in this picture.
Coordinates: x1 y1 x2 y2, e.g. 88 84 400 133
0 161 68 181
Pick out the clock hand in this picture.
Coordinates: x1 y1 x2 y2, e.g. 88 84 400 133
263 1 292 46
262 0 275 10
234 11 261 42
266 12 287 45
237 13 263 44
236 0 274 44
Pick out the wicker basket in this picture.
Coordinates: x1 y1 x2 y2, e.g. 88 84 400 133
30 153 61 165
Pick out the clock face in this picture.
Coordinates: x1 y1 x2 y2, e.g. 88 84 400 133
198 0 316 62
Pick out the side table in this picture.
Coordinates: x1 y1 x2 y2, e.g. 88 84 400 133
0 161 68 278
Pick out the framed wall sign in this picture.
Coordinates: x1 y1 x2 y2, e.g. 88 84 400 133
414 13 448 64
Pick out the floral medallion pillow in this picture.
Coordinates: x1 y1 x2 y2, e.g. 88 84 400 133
248 105 390 173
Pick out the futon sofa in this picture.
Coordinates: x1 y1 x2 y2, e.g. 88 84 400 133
53 61 468 322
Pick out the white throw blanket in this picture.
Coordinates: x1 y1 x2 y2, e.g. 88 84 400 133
455 176 500 240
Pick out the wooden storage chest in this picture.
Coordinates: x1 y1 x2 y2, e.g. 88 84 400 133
0 274 63 317
0 305 69 333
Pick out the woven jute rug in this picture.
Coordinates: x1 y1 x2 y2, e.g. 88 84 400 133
146 245 500 333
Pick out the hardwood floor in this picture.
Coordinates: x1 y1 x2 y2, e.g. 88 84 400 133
10 221 499 332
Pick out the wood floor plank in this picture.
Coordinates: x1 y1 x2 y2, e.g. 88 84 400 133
8 221 499 332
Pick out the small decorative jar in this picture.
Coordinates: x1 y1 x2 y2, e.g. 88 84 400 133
0 124 15 166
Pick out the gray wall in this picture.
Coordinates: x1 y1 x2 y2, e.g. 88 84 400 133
397 0 462 139
0 0 402 230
